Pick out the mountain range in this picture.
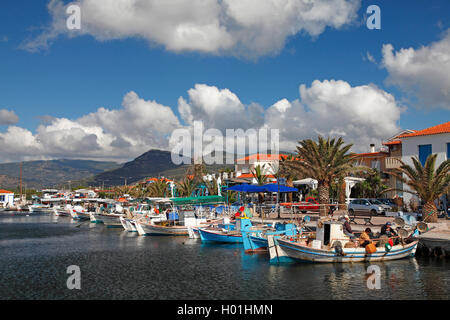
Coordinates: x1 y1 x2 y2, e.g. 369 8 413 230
0 149 288 190
0 159 120 190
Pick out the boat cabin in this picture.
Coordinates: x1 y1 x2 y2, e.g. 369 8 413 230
316 220 351 248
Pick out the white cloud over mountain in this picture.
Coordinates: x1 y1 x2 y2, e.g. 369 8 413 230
0 81 402 162
0 92 181 163
23 0 360 58
382 30 450 109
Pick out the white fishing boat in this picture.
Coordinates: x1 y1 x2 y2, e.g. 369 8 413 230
69 205 91 220
134 211 208 236
268 219 419 263
91 212 124 227
28 204 53 214
120 216 138 232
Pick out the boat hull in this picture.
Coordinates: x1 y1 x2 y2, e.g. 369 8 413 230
92 214 123 227
135 221 189 236
120 216 137 232
276 239 418 263
199 228 243 243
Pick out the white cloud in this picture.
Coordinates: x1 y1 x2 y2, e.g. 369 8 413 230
178 84 264 131
264 80 402 152
0 81 402 162
23 0 360 58
382 30 450 109
0 92 181 163
0 109 19 125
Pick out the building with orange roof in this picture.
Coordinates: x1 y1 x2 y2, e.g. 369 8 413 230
0 189 14 207
234 153 286 183
374 122 450 205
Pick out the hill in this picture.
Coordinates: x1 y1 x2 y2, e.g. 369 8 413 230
89 149 238 187
0 159 121 189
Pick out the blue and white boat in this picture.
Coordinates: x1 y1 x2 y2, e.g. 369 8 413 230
198 217 253 243
241 222 299 253
269 219 419 263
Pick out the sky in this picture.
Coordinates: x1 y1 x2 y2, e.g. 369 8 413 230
0 0 449 163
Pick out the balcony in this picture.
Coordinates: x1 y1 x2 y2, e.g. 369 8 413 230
385 157 402 169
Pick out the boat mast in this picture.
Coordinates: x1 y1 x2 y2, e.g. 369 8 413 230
20 162 23 201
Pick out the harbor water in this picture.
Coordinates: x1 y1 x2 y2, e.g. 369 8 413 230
0 213 448 300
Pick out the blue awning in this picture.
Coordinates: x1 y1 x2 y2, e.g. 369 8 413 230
224 184 266 193
262 184 298 193
225 183 297 193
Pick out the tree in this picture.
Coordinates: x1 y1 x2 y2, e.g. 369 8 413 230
278 154 299 203
176 178 198 197
251 164 268 204
204 178 219 196
251 164 269 185
386 154 449 222
352 169 388 198
148 180 169 197
291 136 360 216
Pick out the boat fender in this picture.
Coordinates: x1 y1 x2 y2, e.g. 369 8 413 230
385 243 392 252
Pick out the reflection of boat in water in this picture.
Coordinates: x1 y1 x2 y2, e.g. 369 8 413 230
269 219 419 263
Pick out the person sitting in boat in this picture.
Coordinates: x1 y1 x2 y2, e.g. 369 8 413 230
342 215 356 239
359 228 374 247
380 222 398 244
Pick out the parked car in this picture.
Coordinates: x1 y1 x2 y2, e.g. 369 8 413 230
348 198 386 217
368 199 392 212
377 198 398 211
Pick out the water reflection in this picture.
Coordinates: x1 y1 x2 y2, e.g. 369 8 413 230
0 214 449 300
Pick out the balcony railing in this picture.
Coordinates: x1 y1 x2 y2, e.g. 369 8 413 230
385 157 402 169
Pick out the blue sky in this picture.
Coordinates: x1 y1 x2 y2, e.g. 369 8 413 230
0 0 449 162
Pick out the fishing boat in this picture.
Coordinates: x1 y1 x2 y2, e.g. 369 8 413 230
134 210 204 236
268 219 419 263
120 216 138 232
241 222 299 253
92 212 124 227
52 205 71 217
198 216 252 243
28 203 53 214
69 205 91 220
135 196 224 236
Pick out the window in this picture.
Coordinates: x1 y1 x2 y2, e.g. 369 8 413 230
0 195 5 202
447 143 450 159
418 144 432 166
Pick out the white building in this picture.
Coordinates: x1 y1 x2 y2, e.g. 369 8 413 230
0 189 15 207
234 154 285 183
397 121 450 205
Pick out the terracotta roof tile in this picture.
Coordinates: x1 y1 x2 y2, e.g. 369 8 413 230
398 121 450 138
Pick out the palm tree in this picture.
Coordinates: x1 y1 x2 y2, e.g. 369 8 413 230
148 180 169 197
278 154 299 203
386 154 449 223
204 178 219 196
291 136 360 216
251 164 269 204
251 164 269 185
176 178 198 197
